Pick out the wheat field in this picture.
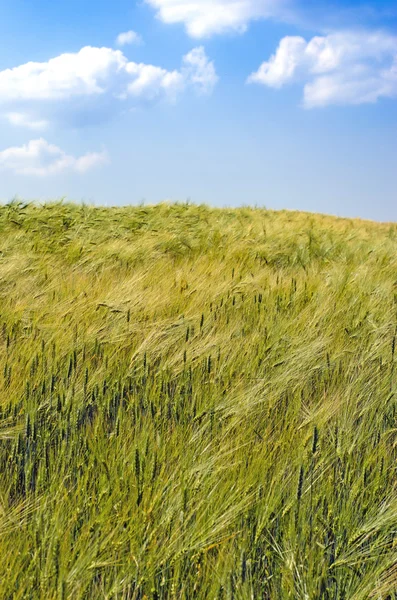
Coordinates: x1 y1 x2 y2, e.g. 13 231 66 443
1 200 397 599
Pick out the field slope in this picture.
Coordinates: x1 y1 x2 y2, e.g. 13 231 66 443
1 201 397 599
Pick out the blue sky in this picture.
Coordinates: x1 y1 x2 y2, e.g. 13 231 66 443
0 0 396 221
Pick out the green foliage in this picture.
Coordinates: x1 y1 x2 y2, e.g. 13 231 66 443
1 201 397 598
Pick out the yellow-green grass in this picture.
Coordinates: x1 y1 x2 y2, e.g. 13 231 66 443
1 200 397 599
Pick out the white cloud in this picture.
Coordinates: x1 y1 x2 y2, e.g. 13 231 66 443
5 112 49 130
0 138 108 176
145 0 286 38
123 48 217 101
116 30 143 46
182 46 218 94
0 45 218 127
248 30 397 107
248 36 307 88
125 63 184 100
0 47 128 101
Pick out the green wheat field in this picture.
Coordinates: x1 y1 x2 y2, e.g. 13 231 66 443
1 200 397 599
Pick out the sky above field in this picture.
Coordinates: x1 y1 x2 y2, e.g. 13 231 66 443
0 0 396 220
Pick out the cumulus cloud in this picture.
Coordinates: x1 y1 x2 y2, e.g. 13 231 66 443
116 30 143 46
0 138 108 176
145 0 286 38
0 45 217 128
248 30 397 107
0 47 128 102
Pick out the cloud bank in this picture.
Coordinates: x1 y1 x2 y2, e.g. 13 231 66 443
248 30 397 107
0 45 217 128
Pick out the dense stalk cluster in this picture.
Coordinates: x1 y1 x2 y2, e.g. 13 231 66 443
0 200 397 598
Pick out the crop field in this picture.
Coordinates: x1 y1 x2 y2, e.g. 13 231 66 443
1 200 397 599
